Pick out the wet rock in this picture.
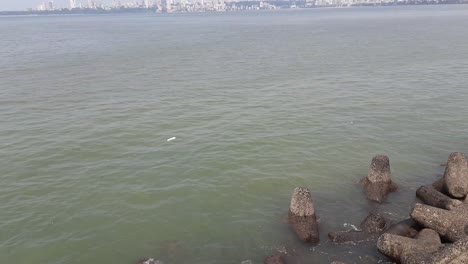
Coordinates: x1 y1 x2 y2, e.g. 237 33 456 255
401 236 468 264
328 230 371 244
443 152 468 198
416 185 462 210
385 218 419 238
410 203 468 242
377 228 442 262
137 258 163 264
360 213 387 233
360 155 397 202
328 213 387 244
367 155 392 183
432 178 445 192
289 187 315 216
288 187 319 244
264 254 286 264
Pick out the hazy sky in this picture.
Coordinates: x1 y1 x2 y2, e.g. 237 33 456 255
0 0 114 10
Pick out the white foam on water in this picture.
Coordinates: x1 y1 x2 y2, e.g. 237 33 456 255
344 223 360 231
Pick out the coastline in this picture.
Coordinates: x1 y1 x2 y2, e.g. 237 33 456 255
1 1 467 16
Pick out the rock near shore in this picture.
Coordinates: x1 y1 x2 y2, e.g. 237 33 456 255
328 213 387 244
360 155 397 202
410 202 468 242
377 228 442 262
401 236 468 264
416 184 462 210
443 152 468 198
288 187 320 244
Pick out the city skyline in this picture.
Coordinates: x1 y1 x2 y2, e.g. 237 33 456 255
2 0 467 12
0 0 116 10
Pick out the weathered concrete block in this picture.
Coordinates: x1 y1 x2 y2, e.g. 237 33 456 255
385 218 419 238
416 185 462 210
288 187 319 244
360 213 387 233
443 152 468 198
401 236 468 264
289 187 315 217
360 155 397 202
377 229 442 262
367 155 392 183
328 213 387 244
410 203 468 242
432 178 445 192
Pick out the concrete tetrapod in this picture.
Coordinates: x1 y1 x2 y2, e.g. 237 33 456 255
288 187 319 244
401 236 468 264
443 152 468 198
328 213 387 244
416 184 462 210
360 155 397 202
385 218 420 238
410 203 468 242
377 228 442 262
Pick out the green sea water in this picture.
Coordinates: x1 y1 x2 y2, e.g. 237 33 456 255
1 5 468 263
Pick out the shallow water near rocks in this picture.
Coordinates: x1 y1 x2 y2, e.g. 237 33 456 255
1 5 468 264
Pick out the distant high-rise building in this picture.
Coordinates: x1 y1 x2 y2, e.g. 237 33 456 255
88 0 95 8
145 0 151 8
69 0 76 9
167 0 172 12
47 1 54 10
160 0 171 12
37 3 46 11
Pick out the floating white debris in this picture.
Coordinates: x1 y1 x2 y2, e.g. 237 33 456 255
140 259 164 264
167 137 176 142
344 223 360 231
